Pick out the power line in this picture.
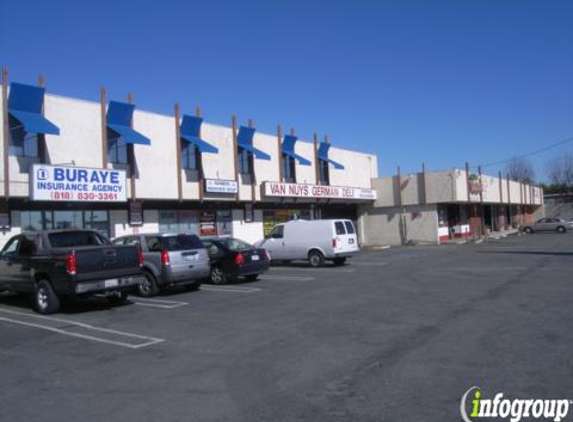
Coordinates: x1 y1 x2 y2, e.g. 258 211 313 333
478 135 573 169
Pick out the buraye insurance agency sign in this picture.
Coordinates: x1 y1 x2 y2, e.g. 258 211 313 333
30 165 127 202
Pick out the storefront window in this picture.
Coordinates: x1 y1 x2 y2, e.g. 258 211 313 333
262 209 312 236
84 211 110 236
20 211 44 232
437 205 448 228
216 211 232 236
179 211 199 234
159 210 199 235
159 210 178 233
159 210 233 236
54 211 83 230
19 210 110 237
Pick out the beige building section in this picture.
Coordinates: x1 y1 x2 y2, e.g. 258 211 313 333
359 169 543 247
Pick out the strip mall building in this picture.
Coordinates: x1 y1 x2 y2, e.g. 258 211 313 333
0 74 378 248
361 168 543 246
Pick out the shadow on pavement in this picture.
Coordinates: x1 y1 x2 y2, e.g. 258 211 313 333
0 291 134 315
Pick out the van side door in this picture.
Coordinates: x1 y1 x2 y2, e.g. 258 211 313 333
263 225 285 260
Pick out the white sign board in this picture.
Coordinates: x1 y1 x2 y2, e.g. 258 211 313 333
30 165 127 202
263 182 377 200
205 179 238 194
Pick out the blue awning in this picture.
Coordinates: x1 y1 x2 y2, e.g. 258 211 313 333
107 101 151 146
237 126 270 160
8 82 60 135
282 134 311 166
180 115 218 153
318 142 344 170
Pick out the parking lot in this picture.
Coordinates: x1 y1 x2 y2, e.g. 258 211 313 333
1 232 572 422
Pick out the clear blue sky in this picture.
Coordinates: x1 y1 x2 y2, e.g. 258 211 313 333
1 0 572 181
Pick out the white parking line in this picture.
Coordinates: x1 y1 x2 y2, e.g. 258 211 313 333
260 275 315 281
201 286 261 293
0 308 164 349
131 298 188 309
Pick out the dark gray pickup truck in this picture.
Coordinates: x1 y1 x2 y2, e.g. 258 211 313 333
0 230 144 314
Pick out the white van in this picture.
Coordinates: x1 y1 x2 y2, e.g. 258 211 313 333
258 219 359 267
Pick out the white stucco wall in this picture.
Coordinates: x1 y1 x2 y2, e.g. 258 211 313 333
231 209 264 244
294 140 317 184
133 109 178 200
45 95 103 168
201 123 236 181
359 204 439 246
252 131 280 201
328 146 376 189
110 209 161 239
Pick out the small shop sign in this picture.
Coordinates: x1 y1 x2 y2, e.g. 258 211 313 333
199 211 217 236
205 179 238 194
263 182 377 200
30 165 127 202
128 201 143 226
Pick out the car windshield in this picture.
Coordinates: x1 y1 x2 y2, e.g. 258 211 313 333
221 238 253 251
48 231 109 248
160 235 204 251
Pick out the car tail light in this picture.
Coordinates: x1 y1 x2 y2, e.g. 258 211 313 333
234 253 245 265
66 251 77 275
332 238 337 248
138 248 144 267
160 250 170 266
262 249 269 260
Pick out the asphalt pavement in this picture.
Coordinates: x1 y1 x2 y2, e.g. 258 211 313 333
1 232 572 422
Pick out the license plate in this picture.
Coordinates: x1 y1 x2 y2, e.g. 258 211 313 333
104 279 118 288
251 255 260 261
184 254 198 261
349 239 355 244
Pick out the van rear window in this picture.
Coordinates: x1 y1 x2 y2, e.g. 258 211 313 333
335 222 346 235
344 221 356 234
159 235 204 251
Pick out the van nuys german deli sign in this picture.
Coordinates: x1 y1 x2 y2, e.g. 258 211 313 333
30 165 127 202
263 182 376 200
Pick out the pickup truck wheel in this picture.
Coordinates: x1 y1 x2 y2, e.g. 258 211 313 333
308 250 325 268
138 271 160 297
107 291 128 305
210 267 227 285
35 280 60 315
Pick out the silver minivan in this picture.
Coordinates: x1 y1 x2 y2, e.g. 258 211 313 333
113 233 210 296
258 219 359 267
